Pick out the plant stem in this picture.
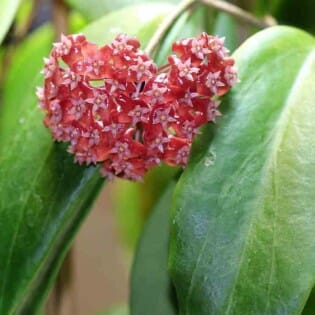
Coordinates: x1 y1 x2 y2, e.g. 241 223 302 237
199 0 276 29
52 0 70 39
145 0 276 57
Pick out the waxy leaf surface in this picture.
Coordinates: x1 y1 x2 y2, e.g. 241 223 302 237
169 26 315 315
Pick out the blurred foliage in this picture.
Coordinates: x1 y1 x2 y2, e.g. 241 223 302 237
130 182 177 315
0 0 21 44
69 11 88 33
78 3 174 45
95 305 128 315
250 0 284 15
65 0 180 21
155 5 215 65
14 0 34 38
111 165 178 250
275 0 315 34
0 23 53 145
213 12 239 52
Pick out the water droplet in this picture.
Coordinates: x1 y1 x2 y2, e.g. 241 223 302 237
19 117 25 124
204 158 212 167
204 149 216 167
172 219 176 225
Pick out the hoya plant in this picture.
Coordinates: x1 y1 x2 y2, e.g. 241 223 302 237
0 0 315 314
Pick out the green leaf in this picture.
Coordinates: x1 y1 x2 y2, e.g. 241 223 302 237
69 11 89 33
65 0 179 21
81 2 174 46
95 305 129 315
302 287 315 315
110 164 178 250
0 0 21 44
111 179 143 249
130 181 177 315
144 12 189 65
0 25 103 315
0 4 174 314
169 26 315 315
14 0 35 37
0 24 54 147
253 0 284 15
155 6 209 66
213 12 239 52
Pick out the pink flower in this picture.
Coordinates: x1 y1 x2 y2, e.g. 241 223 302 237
41 57 57 78
38 32 238 181
128 105 150 126
205 71 225 95
53 34 72 56
68 97 86 120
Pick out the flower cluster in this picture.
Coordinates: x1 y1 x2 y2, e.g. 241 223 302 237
37 32 238 181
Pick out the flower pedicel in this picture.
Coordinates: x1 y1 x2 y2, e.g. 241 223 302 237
37 32 238 181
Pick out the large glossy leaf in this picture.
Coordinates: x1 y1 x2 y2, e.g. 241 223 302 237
169 26 315 315
0 4 173 314
0 0 21 44
130 181 177 315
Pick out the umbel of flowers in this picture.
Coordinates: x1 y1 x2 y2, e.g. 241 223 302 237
37 32 238 181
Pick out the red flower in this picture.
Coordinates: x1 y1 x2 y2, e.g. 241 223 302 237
38 32 238 181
